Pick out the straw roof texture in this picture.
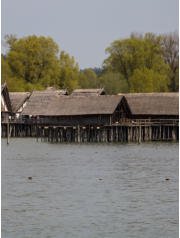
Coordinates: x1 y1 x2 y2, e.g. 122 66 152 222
71 88 106 96
122 93 179 115
9 92 30 113
45 87 68 95
1 83 6 93
22 95 124 116
22 90 58 115
1 83 12 112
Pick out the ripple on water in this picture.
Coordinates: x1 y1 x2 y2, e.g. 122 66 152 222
1 139 178 238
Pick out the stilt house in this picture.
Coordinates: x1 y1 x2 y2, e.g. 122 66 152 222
123 93 179 120
22 95 131 126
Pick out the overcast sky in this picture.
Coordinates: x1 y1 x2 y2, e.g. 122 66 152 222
2 0 179 69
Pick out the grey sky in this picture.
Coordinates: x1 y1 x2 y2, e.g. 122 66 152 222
2 0 179 69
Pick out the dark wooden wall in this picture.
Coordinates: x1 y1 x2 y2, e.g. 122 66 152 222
32 114 111 126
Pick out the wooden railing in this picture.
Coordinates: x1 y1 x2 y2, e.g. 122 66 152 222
114 118 179 126
2 117 179 126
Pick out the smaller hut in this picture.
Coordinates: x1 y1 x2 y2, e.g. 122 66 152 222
71 88 106 96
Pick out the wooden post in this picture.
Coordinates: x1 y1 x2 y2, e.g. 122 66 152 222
78 125 80 143
149 126 152 141
36 126 38 142
138 124 141 144
130 126 133 142
160 125 162 140
172 126 176 141
7 123 10 144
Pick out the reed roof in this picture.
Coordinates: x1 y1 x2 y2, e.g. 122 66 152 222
45 87 68 95
122 93 179 115
9 92 31 113
1 83 6 93
22 95 124 116
1 83 12 112
71 88 106 96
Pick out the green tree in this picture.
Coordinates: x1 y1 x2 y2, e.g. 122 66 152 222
161 32 179 91
1 55 26 91
58 51 79 92
104 33 170 92
1 55 12 84
6 35 60 89
98 72 129 94
4 34 18 50
129 68 169 92
78 69 97 88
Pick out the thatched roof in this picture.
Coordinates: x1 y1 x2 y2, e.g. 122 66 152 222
9 92 31 113
21 90 58 115
22 95 125 116
71 88 106 96
1 83 12 112
121 93 179 115
1 83 6 93
45 87 68 95
20 89 68 114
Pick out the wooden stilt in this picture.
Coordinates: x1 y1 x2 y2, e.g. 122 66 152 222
7 123 10 144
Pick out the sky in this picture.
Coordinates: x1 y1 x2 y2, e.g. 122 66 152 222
2 0 179 69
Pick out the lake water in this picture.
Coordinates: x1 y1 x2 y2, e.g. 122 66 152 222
2 139 179 238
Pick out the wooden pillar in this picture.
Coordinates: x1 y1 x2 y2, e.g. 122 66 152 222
116 126 118 142
160 125 162 140
36 126 38 142
110 127 113 142
172 126 176 141
127 127 130 142
167 126 170 140
138 124 141 144
77 125 80 143
149 126 152 141
7 123 10 144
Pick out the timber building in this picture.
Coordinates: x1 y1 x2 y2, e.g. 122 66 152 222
22 94 131 126
1 86 179 142
122 93 179 120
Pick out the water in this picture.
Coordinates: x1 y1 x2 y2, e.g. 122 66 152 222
2 139 178 238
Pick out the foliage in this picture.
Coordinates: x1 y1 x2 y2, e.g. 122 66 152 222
78 69 97 88
160 32 179 91
129 68 169 93
2 55 26 92
58 51 79 92
98 72 129 94
1 33 178 94
6 35 60 89
104 33 173 92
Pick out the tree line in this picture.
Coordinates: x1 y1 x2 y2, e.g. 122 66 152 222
1 32 179 93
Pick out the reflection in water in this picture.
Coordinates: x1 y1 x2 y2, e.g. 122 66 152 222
2 139 178 238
